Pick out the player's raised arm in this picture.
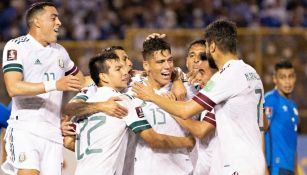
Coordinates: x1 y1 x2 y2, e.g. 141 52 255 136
132 81 204 119
171 67 187 101
4 72 83 97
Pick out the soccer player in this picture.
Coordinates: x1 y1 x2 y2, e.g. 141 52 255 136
264 60 299 175
178 39 220 175
1 2 86 175
132 19 266 175
130 37 194 175
63 52 194 175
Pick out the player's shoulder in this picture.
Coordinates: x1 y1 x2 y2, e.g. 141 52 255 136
5 35 30 48
264 89 278 104
49 42 66 51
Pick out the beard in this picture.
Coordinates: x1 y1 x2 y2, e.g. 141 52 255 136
206 52 218 69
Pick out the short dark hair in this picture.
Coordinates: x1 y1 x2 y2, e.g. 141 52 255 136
187 39 207 60
187 39 206 51
104 46 125 52
26 2 56 28
89 52 119 86
275 59 294 72
142 38 171 60
204 19 237 54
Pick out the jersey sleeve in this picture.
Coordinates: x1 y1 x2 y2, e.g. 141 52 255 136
192 72 245 111
2 40 23 74
118 94 152 133
59 45 79 76
200 110 216 127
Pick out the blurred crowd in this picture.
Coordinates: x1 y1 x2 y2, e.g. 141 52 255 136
0 0 306 41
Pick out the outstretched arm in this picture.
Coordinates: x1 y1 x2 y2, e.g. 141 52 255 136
63 97 128 121
4 72 83 97
174 117 215 139
139 128 195 149
132 82 203 119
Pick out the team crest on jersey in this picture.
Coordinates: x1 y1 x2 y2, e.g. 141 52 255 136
58 58 64 68
135 106 144 118
7 49 17 61
18 152 26 163
203 80 215 92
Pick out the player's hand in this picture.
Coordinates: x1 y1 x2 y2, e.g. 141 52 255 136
56 75 82 92
61 121 76 136
145 33 166 41
171 81 187 101
132 80 156 101
187 69 204 87
161 92 176 101
98 97 128 118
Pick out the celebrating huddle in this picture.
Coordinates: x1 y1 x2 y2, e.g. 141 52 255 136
1 2 271 175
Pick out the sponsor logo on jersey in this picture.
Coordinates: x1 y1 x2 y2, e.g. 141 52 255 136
34 59 42 65
282 105 288 112
135 106 144 118
7 49 17 61
203 80 215 92
58 58 64 68
18 152 26 162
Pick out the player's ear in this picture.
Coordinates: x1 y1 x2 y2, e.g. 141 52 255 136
99 73 109 84
143 61 149 72
209 41 216 53
32 17 41 28
272 74 277 84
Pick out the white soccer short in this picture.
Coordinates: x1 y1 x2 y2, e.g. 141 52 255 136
2 127 63 175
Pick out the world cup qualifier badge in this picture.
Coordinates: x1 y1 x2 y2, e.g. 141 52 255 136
135 106 144 118
7 49 17 61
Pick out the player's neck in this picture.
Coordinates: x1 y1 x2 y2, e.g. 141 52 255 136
276 88 292 99
28 30 49 47
216 52 238 70
147 77 165 90
102 84 124 92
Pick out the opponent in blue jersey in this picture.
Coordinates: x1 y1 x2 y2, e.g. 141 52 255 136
0 103 10 128
264 60 299 175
